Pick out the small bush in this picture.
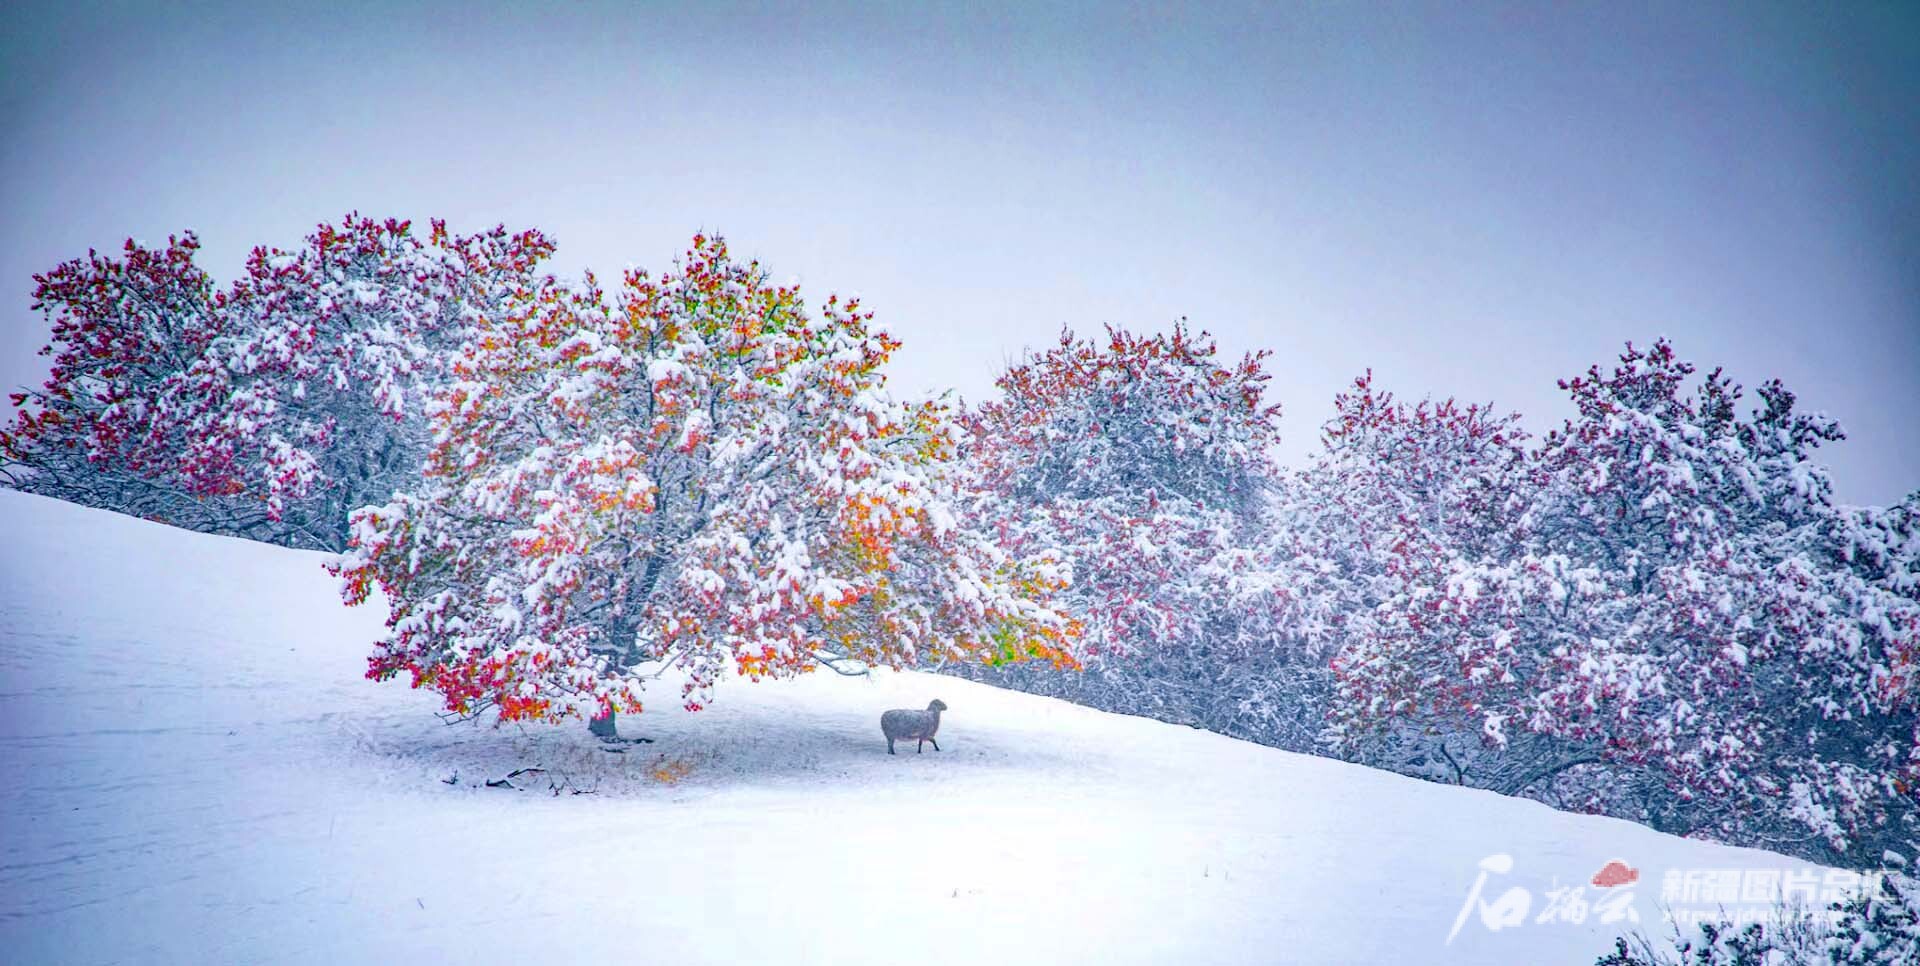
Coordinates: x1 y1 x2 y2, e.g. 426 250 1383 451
648 756 694 786
1595 871 1918 965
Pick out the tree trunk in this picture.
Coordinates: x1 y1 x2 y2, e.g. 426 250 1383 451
588 709 618 740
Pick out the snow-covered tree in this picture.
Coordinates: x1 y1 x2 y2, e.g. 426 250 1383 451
1280 371 1542 784
953 324 1295 736
175 216 555 548
2 216 554 550
333 235 1078 731
1331 341 1919 862
0 233 242 533
1280 370 1531 654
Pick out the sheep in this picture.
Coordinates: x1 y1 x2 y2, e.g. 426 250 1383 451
880 699 948 755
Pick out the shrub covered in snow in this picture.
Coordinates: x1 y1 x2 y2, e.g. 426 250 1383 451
1594 868 1919 965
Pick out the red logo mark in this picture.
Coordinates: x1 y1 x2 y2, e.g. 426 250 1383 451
1591 859 1639 888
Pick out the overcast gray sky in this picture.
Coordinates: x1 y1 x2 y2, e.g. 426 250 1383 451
3 1 1915 502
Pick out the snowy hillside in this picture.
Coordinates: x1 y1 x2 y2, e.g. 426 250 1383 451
0 490 1838 964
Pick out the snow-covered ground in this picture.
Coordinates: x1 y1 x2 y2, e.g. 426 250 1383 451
0 489 1836 963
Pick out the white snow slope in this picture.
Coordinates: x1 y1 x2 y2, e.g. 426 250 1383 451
0 490 1835 964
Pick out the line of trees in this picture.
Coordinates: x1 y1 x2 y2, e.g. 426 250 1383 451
5 218 1914 866
955 329 1917 869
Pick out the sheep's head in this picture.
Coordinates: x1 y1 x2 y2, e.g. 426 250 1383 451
928 699 948 713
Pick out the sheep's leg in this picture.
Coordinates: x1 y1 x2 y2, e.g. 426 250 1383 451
929 737 940 752
888 739 896 755
916 738 924 753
